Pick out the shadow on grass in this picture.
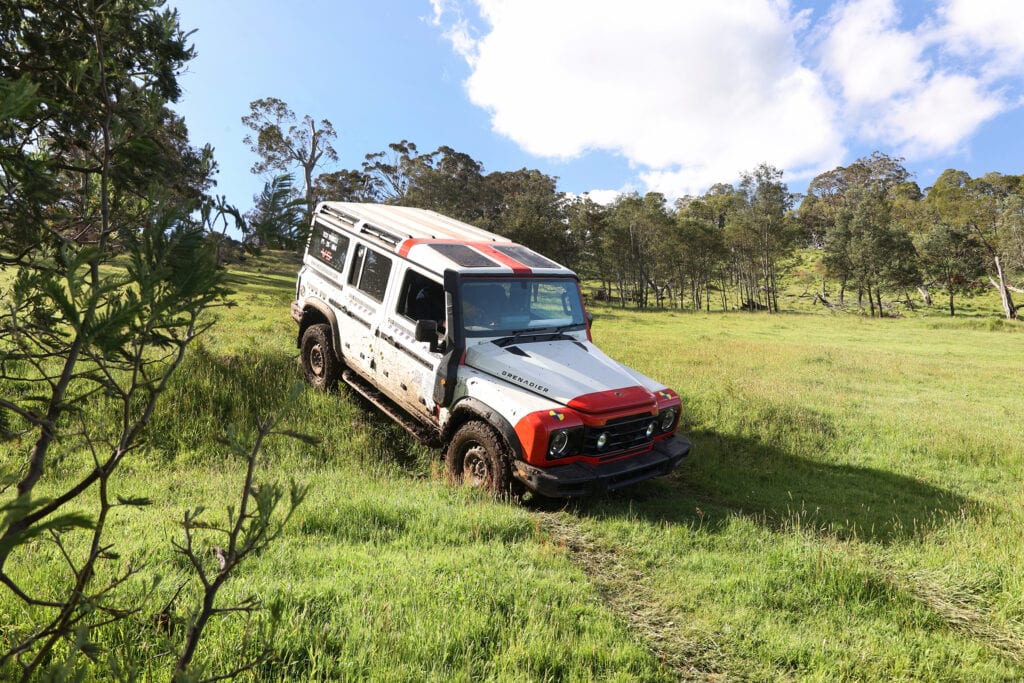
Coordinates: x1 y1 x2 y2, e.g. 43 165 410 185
223 270 297 298
550 428 977 545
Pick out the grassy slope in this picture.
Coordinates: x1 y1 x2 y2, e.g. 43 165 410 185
2 250 1023 681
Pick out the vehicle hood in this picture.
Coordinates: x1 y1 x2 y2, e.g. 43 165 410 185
464 338 658 414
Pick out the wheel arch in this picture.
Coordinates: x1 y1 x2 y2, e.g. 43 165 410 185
297 298 341 359
444 397 522 461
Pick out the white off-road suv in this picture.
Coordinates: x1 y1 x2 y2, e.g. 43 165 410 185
291 202 691 497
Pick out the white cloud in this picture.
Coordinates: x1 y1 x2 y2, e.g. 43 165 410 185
873 74 1005 156
819 0 1014 158
435 0 844 197
580 189 623 206
433 0 1023 197
819 0 926 104
938 0 1024 77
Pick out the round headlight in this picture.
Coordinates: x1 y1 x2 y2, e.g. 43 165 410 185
596 432 609 450
660 408 676 431
646 421 656 438
549 429 570 457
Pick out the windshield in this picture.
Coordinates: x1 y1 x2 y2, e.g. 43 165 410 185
460 277 585 337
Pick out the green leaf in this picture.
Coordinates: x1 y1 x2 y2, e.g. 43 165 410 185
0 512 95 557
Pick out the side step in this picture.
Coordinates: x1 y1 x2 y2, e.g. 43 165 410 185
340 369 442 447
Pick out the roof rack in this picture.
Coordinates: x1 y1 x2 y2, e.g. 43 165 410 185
319 204 358 226
320 204 405 247
359 222 402 246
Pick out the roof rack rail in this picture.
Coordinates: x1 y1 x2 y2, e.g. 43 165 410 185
359 222 402 246
319 204 359 226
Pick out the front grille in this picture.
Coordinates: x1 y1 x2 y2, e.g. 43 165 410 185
582 412 656 457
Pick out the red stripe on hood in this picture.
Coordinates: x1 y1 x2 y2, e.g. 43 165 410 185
567 385 657 415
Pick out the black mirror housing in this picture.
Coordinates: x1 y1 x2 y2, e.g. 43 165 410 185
415 319 439 352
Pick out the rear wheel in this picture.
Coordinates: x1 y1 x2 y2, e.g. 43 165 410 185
446 420 514 497
300 323 340 391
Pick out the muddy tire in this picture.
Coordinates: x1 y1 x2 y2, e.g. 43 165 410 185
446 420 514 496
300 323 340 391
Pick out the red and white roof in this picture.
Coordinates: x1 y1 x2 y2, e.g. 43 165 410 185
316 202 575 277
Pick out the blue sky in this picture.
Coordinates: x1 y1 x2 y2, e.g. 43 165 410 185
169 0 1024 213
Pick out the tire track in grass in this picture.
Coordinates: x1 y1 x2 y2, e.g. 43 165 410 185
878 565 1024 666
540 511 1024 680
538 512 729 682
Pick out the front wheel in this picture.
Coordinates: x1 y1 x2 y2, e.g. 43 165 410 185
300 323 340 391
446 421 515 497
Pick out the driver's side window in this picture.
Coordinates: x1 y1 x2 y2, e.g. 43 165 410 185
397 269 445 332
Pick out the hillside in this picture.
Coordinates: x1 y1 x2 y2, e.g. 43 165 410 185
2 250 1023 680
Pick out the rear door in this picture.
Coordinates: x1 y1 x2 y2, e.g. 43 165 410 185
339 241 393 379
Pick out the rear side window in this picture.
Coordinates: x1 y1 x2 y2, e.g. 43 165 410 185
307 224 349 272
348 244 393 302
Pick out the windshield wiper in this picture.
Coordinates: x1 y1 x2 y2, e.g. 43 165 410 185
492 325 577 347
492 328 535 347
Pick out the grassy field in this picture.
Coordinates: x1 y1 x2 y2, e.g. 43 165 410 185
2 250 1023 680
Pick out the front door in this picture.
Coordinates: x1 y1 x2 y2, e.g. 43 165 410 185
377 265 446 419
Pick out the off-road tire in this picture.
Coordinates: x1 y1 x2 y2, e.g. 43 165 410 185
300 323 340 391
446 420 514 497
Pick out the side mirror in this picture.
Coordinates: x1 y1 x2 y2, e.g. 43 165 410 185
586 312 594 328
414 319 439 352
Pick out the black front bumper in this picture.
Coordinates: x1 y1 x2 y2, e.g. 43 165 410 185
512 434 691 498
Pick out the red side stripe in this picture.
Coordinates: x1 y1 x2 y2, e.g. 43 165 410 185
398 237 435 257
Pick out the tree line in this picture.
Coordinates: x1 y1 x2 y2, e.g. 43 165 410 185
242 102 1023 320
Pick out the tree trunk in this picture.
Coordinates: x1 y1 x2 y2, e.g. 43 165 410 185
949 289 955 317
903 290 916 311
917 286 932 306
994 255 1018 319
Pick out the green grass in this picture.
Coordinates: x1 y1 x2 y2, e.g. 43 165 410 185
2 250 1024 680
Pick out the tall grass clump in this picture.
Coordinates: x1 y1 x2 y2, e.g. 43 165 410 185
148 343 300 461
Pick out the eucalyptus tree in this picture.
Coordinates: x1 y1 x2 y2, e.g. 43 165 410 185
242 96 338 220
405 145 488 223
810 153 920 311
926 170 1021 319
564 195 610 282
918 225 987 316
675 213 726 311
602 193 673 308
479 168 568 265
312 167 378 204
828 187 919 316
359 139 423 202
734 163 795 312
1001 194 1024 276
